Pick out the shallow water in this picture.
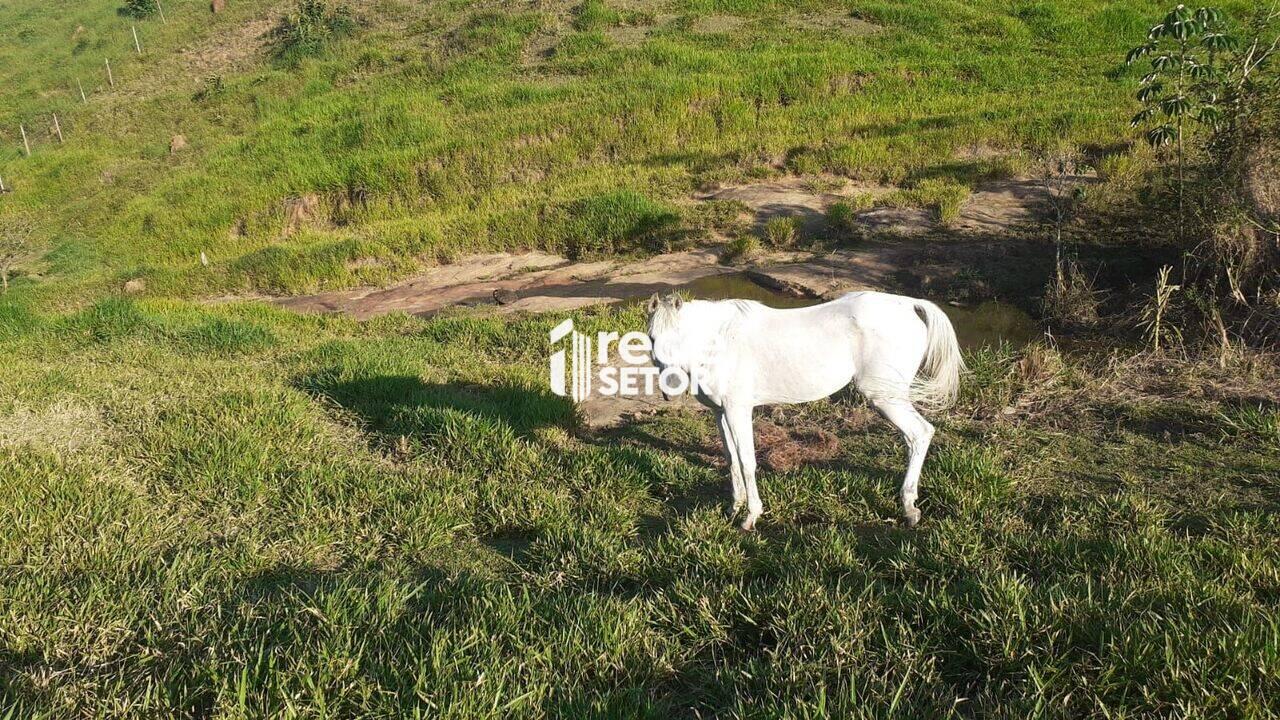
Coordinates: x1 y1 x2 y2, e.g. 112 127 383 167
681 272 1039 350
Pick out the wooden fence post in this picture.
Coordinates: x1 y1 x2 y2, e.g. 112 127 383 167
20 125 31 157
132 26 142 55
105 58 114 87
53 114 64 143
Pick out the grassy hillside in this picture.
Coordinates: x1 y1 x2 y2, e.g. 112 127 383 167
0 0 1220 302
3 0 1280 716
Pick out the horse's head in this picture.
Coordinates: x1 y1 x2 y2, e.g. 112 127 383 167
645 292 685 373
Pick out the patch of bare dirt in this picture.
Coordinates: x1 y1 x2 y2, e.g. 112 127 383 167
521 31 562 66
691 15 748 34
604 24 651 46
282 194 322 236
952 143 1014 163
786 12 881 36
744 246 905 298
577 359 702 428
180 17 274 77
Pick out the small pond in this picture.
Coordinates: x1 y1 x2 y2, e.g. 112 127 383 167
680 272 1039 350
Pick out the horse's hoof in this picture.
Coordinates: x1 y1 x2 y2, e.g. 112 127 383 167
903 509 921 528
740 514 759 532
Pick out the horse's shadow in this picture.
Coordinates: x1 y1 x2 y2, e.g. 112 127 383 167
296 373 576 442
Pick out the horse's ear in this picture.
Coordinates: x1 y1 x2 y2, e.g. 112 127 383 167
670 293 683 310
646 293 660 313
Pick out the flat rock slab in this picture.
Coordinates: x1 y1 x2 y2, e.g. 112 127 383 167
275 249 734 319
699 176 891 235
851 207 933 238
699 175 1091 240
954 179 1055 235
745 246 910 299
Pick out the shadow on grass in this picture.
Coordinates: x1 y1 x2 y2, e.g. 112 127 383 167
296 373 576 440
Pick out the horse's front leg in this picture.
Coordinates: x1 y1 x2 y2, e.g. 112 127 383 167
717 410 746 517
723 404 761 531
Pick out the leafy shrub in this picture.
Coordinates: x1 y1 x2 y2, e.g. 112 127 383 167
761 216 801 248
271 0 354 63
119 0 159 19
191 76 225 103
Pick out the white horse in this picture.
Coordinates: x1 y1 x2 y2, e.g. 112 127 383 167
646 290 965 530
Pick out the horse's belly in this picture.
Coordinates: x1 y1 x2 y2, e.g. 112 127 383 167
751 350 856 405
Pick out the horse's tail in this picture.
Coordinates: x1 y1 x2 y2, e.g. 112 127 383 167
909 299 966 412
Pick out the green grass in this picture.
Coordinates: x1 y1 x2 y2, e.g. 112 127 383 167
2 297 1279 716
3 1 1279 715
1 0 1256 301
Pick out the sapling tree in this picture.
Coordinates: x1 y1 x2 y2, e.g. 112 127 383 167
0 214 34 293
1126 5 1240 239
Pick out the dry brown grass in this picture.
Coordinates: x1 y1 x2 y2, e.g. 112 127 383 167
962 341 1280 432
755 420 840 472
0 400 111 455
1042 257 1101 327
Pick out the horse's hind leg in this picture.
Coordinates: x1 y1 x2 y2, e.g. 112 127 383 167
868 396 935 528
717 410 747 517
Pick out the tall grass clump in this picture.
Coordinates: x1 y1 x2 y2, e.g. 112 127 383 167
761 216 801 248
573 0 620 31
886 179 970 224
825 196 875 237
723 233 761 262
825 201 856 237
1141 265 1184 353
271 0 354 63
560 191 679 260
